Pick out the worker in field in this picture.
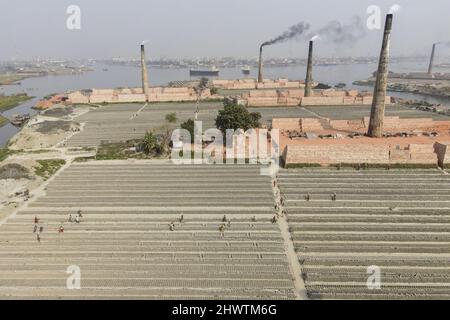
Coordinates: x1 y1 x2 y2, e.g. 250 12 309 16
305 193 311 201
179 214 184 224
331 192 337 201
36 233 41 243
58 225 64 233
271 215 278 224
169 222 175 231
68 214 73 222
34 216 39 224
219 224 225 237
222 215 227 223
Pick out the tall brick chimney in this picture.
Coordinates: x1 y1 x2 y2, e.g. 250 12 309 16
368 14 393 138
141 44 150 101
304 40 314 97
258 45 264 83
428 43 436 75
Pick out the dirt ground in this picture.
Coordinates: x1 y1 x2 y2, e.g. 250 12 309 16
0 157 44 221
8 105 91 150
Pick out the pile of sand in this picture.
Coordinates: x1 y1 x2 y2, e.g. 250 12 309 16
41 106 74 117
35 120 73 134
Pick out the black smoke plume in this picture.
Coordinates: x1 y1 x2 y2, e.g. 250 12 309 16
262 22 310 47
261 16 365 48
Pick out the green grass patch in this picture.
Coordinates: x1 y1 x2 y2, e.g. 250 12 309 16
0 93 33 112
34 159 66 180
95 141 147 160
0 148 12 162
0 115 8 127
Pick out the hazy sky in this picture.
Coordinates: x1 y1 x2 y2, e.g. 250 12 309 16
1 0 449 60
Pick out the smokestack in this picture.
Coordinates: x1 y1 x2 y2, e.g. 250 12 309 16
428 43 436 74
367 14 393 138
258 45 264 83
304 40 314 97
141 44 150 101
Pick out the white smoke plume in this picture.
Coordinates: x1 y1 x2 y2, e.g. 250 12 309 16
306 16 366 46
389 4 401 14
262 22 310 47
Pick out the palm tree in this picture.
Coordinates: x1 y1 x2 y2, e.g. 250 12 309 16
193 77 208 120
140 131 160 155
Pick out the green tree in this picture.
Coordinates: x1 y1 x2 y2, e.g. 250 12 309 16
215 103 261 134
180 118 195 143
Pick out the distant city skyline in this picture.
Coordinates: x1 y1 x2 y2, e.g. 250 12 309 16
1 0 450 61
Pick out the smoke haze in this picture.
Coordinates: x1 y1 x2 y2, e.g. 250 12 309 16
306 16 366 46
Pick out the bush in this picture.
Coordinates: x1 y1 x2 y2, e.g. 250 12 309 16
165 112 178 124
139 131 164 156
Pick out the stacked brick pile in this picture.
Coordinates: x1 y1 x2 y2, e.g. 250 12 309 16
68 87 212 104
212 78 305 90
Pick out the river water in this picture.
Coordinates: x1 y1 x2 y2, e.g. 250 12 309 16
1 60 450 147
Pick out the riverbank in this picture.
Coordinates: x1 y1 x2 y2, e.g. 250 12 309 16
0 74 28 86
354 78 450 99
0 93 33 128
0 93 33 112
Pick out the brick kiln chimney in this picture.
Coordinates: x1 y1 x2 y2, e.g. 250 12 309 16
304 40 314 97
141 44 150 101
368 14 393 138
428 43 436 75
258 45 264 83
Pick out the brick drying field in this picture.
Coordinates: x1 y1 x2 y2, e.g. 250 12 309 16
65 102 221 148
0 161 298 299
277 168 450 299
2 161 450 299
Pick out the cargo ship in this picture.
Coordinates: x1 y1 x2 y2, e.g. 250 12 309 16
241 66 251 75
189 66 219 76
